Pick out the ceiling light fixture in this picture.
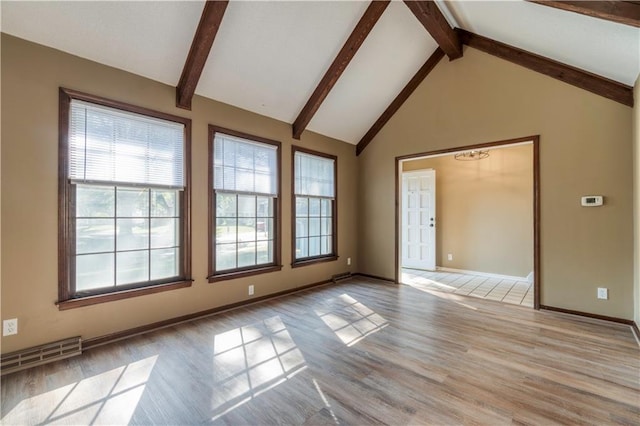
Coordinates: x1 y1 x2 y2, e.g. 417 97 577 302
454 150 489 161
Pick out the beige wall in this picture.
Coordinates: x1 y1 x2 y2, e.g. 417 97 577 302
634 76 640 326
359 46 634 319
403 144 533 277
0 34 359 353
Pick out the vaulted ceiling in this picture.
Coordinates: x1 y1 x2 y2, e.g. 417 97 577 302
2 1 639 152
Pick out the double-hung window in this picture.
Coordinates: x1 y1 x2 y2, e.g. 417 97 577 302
209 126 281 281
58 88 191 309
292 147 337 266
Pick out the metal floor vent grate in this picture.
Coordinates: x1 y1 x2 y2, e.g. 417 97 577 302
1 336 82 376
332 272 352 283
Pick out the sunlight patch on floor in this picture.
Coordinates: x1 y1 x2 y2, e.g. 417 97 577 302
210 316 307 421
316 293 388 347
1 355 157 425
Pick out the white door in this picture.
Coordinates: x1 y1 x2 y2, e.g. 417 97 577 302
401 169 436 270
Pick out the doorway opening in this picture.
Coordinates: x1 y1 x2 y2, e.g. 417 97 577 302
395 136 540 309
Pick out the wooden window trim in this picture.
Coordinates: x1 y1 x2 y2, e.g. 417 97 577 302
291 146 338 267
208 125 282 282
58 88 192 309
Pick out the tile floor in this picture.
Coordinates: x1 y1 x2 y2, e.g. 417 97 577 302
401 268 534 307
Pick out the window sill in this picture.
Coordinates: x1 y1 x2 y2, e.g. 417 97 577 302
56 279 193 311
208 265 283 283
291 255 338 268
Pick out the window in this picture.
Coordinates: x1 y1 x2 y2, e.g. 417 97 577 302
209 126 281 281
58 88 191 309
292 147 337 266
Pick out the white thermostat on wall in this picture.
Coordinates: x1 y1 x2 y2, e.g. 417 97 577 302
581 196 603 207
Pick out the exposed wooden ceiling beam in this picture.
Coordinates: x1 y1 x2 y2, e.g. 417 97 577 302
527 1 640 27
176 0 228 110
403 0 462 60
356 48 445 156
458 29 633 107
292 1 390 140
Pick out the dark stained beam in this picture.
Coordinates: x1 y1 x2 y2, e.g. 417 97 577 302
527 1 640 27
403 0 462 60
356 48 445 156
292 1 390 140
176 1 229 110
458 29 633 107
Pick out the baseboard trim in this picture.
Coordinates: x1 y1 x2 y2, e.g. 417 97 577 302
539 305 634 325
83 278 334 350
436 266 528 282
353 273 396 283
631 322 640 344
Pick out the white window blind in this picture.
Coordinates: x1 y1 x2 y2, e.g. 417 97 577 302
213 133 278 196
294 152 335 197
69 100 185 188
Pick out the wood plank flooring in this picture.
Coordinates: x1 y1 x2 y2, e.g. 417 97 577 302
2 276 638 425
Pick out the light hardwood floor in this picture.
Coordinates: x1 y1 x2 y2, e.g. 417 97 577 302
402 268 534 307
2 277 638 425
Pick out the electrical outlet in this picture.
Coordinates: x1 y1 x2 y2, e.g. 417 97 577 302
447 254 453 261
3 318 18 336
347 257 351 266
248 285 254 296
597 287 608 300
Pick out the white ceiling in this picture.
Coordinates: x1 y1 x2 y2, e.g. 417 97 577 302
445 0 640 86
2 1 639 145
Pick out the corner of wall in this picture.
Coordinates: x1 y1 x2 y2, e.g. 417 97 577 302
633 74 640 326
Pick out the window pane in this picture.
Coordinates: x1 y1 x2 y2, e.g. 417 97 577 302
223 166 236 190
236 169 255 193
76 185 114 217
76 253 114 291
309 198 320 216
257 197 273 217
117 188 149 217
294 151 334 197
116 250 149 285
238 241 256 268
321 218 332 236
216 243 237 271
257 240 273 264
117 219 149 250
321 199 331 217
76 219 114 254
152 189 178 217
296 197 308 217
237 195 255 217
151 218 178 249
151 248 179 280
321 236 332 255
295 238 308 259
309 236 321 257
257 218 273 241
216 218 237 243
69 100 185 187
238 218 256 242
296 218 308 238
213 133 278 195
216 193 237 218
309 218 320 237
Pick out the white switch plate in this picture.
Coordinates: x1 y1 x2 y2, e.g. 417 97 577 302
597 287 608 300
447 254 453 261
3 318 18 336
347 257 351 266
248 285 254 296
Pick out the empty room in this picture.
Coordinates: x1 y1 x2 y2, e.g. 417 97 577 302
1 1 639 424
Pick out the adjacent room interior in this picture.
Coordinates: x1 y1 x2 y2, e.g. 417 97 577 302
1 0 639 424
399 141 535 307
